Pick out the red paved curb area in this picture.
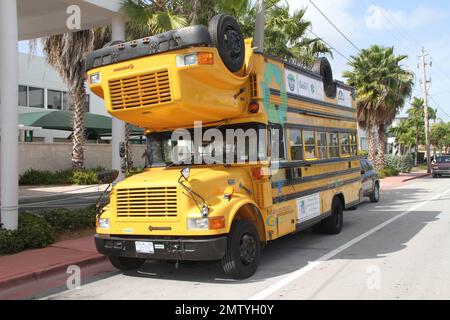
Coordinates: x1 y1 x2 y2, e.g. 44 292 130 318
381 171 430 191
0 236 107 298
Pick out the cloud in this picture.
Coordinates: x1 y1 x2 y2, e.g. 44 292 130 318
365 4 449 31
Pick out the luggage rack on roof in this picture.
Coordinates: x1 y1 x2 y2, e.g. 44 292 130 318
85 25 212 72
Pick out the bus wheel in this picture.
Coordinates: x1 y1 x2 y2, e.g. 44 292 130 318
208 14 245 73
222 220 260 279
108 256 145 271
316 197 343 235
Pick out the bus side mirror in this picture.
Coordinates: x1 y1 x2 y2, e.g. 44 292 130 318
97 170 119 184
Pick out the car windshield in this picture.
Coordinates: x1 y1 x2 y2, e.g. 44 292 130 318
145 123 267 167
435 156 450 163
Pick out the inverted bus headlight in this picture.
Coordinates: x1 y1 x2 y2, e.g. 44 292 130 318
89 72 101 84
176 52 213 67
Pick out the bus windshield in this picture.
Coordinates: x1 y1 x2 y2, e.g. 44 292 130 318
145 123 267 167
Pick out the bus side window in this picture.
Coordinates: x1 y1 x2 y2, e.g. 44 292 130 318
288 128 303 160
270 124 286 160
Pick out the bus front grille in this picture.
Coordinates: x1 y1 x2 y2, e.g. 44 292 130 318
109 69 172 110
116 186 178 218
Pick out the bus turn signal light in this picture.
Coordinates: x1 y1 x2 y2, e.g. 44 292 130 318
248 102 259 113
197 52 214 65
209 216 225 230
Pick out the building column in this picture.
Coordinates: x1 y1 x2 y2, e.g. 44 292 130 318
111 14 126 183
0 0 19 230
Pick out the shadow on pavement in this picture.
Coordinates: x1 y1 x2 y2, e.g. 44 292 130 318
118 186 442 284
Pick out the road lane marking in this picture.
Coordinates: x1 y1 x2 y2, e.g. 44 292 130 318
249 187 450 300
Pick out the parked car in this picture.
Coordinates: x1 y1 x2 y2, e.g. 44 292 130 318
432 155 450 178
360 159 380 203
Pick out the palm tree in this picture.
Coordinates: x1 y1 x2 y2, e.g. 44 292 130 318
343 45 413 168
41 31 94 169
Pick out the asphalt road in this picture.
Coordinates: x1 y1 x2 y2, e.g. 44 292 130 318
43 176 450 300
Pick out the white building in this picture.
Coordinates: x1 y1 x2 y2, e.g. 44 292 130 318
18 52 108 142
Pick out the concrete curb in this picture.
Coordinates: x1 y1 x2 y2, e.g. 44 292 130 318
0 254 107 292
402 173 430 182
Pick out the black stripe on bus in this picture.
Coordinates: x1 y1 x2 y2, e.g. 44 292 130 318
270 88 357 113
286 107 356 122
272 167 361 188
284 123 358 133
272 177 361 204
277 156 360 169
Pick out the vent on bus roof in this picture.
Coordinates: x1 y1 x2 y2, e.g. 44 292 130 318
109 70 172 110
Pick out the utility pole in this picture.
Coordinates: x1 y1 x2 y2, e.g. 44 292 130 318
254 0 265 52
419 48 432 174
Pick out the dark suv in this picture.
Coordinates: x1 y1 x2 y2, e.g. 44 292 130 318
360 159 380 203
432 155 450 178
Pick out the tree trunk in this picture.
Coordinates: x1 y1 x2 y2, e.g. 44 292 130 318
368 125 376 164
71 86 86 169
125 124 134 171
415 130 419 166
376 124 385 170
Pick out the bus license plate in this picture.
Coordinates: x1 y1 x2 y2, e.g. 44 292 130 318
135 241 154 254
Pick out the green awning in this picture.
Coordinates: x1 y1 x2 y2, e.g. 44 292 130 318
19 110 144 136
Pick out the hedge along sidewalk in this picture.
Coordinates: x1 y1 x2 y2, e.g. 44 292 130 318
0 236 106 297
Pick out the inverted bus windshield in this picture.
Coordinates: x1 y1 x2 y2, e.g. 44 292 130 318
145 123 267 167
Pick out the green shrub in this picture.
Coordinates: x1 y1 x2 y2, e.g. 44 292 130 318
126 167 144 178
41 205 97 233
379 166 400 179
385 154 414 173
0 213 56 255
19 168 105 185
359 150 369 158
70 170 99 185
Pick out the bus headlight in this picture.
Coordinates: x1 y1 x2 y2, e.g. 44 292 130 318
89 72 101 85
98 218 110 229
176 52 214 67
187 217 209 230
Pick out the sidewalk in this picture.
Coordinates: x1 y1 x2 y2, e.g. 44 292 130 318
0 236 107 299
380 171 430 191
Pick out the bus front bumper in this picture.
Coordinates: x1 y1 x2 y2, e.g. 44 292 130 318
95 234 227 261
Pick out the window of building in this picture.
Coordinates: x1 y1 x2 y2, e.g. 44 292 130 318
19 85 28 107
28 87 44 108
270 124 286 160
328 132 339 158
350 133 358 155
304 130 316 159
289 128 303 160
340 132 350 156
318 132 328 159
47 89 62 110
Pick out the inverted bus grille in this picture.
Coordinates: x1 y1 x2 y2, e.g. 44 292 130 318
116 187 178 218
109 70 172 110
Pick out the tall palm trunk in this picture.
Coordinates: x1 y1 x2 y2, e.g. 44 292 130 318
125 124 134 171
376 124 385 169
368 125 376 164
71 87 86 169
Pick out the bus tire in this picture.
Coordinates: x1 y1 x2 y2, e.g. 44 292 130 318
313 57 337 98
208 14 245 73
221 220 260 279
369 182 380 203
108 256 145 271
317 197 343 235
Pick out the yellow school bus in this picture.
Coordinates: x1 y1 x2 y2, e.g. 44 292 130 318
86 14 362 278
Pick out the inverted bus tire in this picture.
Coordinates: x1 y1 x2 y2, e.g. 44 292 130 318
208 14 245 73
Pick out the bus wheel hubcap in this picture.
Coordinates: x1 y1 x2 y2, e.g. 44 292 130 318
240 234 256 265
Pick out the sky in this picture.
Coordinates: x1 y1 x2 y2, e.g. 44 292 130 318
289 0 450 121
19 0 450 121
